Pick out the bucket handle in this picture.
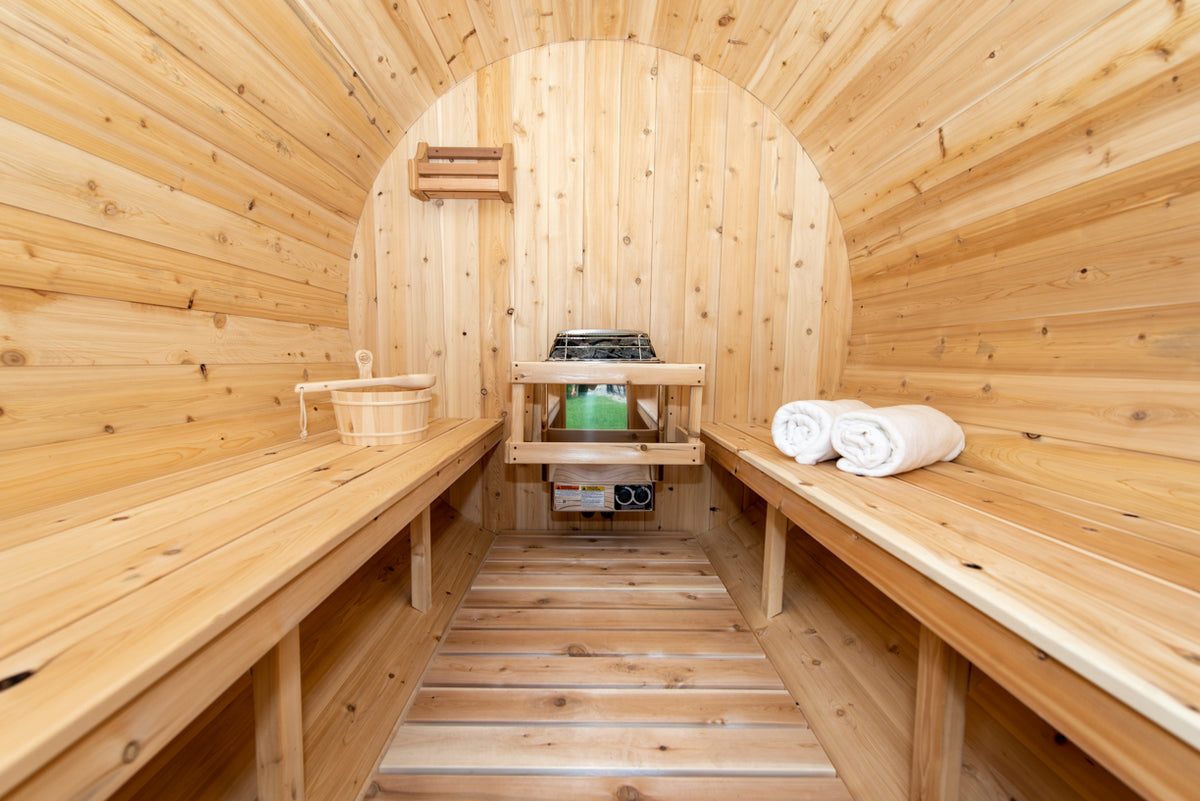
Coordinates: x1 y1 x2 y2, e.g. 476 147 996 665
294 372 436 440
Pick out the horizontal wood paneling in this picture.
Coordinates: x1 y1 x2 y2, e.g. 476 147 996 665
0 28 357 254
1 0 366 513
0 117 346 293
825 3 1200 510
0 1 370 210
0 288 352 367
841 366 1200 462
0 207 348 328
0 363 346 452
836 0 1200 232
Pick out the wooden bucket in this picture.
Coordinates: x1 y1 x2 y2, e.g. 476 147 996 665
330 386 432 445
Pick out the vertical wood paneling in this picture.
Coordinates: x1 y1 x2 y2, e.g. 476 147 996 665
616 44 657 330
816 204 852 399
351 42 841 531
438 75 482 418
714 86 762 423
546 42 586 336
683 61 729 425
374 158 409 376
348 226 375 358
583 40 623 326
782 150 831 401
649 52 695 533
748 113 797 425
648 53 693 364
510 46 552 530
476 58 517 531
405 115 446 414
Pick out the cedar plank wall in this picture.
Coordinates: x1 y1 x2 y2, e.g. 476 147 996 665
351 42 846 534
1 2 1197 801
0 0 372 517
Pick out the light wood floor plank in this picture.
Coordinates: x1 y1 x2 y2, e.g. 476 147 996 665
464 588 737 609
493 533 702 549
406 687 809 726
423 655 784 690
487 543 709 561
381 724 834 776
479 559 717 575
377 529 847 796
437 628 763 657
374 774 855 800
470 573 726 590
453 608 748 631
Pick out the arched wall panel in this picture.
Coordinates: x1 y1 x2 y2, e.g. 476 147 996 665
351 41 848 531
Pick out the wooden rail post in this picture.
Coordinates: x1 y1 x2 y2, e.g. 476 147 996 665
911 624 970 801
411 505 433 612
762 504 787 617
253 627 305 801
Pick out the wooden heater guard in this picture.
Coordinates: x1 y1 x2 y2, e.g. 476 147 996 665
506 361 705 466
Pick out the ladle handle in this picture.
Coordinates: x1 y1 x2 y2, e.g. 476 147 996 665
293 374 436 394
356 349 374 379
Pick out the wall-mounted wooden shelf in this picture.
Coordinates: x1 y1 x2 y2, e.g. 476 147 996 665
408 142 513 202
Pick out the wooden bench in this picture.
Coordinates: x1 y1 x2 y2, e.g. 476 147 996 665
0 416 502 801
701 421 1199 801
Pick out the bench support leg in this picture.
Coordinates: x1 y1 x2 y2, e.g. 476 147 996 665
412 504 433 612
911 624 969 801
762 504 787 618
253 626 305 801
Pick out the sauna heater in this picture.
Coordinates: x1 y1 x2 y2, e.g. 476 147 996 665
545 330 660 513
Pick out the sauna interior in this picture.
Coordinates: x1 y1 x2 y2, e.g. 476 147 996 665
1 1 1198 800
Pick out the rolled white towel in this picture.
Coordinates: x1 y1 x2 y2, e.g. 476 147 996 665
831 405 965 477
771 399 871 464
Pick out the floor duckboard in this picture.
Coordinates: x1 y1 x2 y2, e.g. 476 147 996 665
376 530 851 800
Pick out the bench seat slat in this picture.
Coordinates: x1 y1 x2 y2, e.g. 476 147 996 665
0 417 502 798
701 422 1200 754
0 418 472 658
897 466 1200 592
0 430 343 547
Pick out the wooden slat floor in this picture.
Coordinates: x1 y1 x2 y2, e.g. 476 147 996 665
375 530 853 801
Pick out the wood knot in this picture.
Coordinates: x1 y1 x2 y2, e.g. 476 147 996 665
212 313 227 329
615 785 642 801
0 670 34 692
122 741 140 764
1 350 27 366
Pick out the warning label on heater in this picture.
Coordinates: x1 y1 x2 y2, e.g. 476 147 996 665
580 486 605 507
553 484 608 510
554 484 581 503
